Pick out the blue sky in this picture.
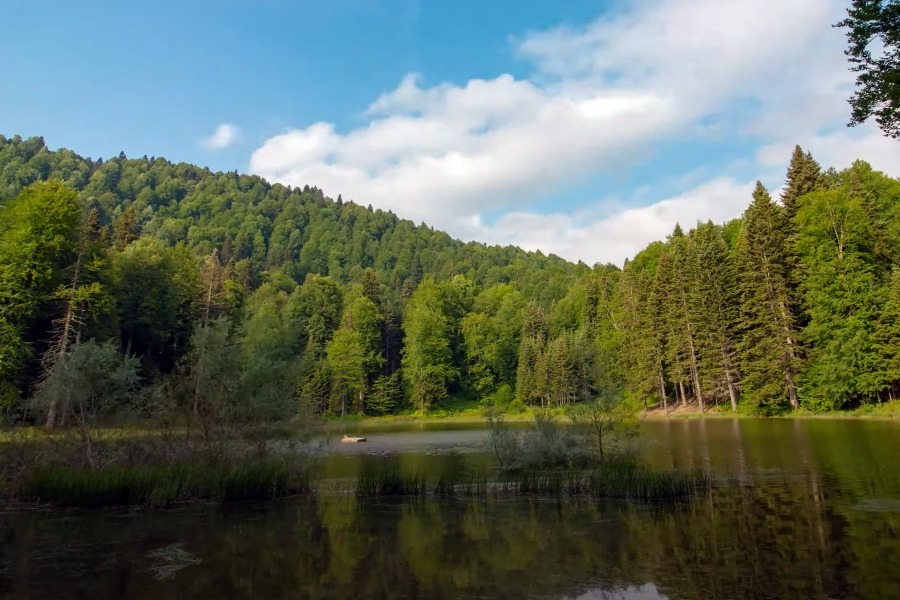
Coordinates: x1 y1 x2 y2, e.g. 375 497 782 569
3 0 900 264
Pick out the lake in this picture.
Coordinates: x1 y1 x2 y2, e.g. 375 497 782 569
2 418 900 599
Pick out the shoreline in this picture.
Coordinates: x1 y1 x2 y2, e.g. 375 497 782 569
4 403 898 444
324 403 900 429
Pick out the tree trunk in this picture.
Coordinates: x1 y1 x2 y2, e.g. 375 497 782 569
192 346 205 421
686 325 704 413
45 246 84 429
725 367 739 413
657 368 668 415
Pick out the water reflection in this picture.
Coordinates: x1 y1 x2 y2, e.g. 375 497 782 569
2 419 900 599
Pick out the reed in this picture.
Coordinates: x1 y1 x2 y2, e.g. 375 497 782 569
348 463 712 501
355 470 428 497
18 460 311 508
587 461 713 500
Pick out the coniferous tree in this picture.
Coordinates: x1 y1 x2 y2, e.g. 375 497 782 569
735 182 802 412
515 303 548 406
655 252 689 408
619 263 659 410
658 226 704 411
781 146 825 222
689 221 741 412
546 333 573 406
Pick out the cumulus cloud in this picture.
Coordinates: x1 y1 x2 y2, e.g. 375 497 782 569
248 0 900 265
202 123 240 150
472 178 756 265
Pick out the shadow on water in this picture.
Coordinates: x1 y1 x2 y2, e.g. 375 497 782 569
2 419 900 599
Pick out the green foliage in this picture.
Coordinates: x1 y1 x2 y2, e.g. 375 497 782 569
402 279 460 412
18 460 309 508
4 134 900 422
33 340 141 427
367 372 404 415
795 187 886 409
0 181 82 384
836 0 900 138
734 182 802 413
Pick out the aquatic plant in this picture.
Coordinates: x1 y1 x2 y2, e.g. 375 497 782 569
348 462 712 501
17 460 312 508
355 469 427 497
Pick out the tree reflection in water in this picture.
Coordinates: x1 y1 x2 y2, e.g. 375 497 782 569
2 419 900 599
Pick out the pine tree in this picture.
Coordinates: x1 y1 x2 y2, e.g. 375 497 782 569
689 221 741 412
735 182 802 412
619 261 666 411
655 252 689 407
546 333 573 406
658 225 705 411
781 146 825 222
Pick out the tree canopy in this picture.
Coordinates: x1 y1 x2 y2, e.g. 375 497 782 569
837 0 900 138
2 134 900 423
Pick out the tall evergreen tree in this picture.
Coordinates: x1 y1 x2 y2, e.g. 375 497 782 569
658 225 704 411
619 259 666 411
735 182 802 412
781 146 825 222
689 221 741 412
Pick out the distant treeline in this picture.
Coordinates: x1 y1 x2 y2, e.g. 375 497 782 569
1 135 898 424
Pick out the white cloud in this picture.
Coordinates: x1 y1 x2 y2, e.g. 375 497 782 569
468 178 755 265
758 124 900 177
248 0 900 265
201 123 240 150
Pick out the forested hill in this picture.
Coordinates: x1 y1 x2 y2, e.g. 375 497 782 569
0 135 587 303
3 133 900 426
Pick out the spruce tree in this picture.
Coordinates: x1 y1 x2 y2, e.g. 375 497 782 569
781 146 825 222
735 182 802 412
658 225 705 411
689 221 741 412
655 252 689 407
781 146 825 331
619 249 668 412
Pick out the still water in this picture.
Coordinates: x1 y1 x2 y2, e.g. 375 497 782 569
2 419 900 599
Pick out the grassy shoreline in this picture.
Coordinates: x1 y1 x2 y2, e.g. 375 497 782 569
323 404 900 430
3 405 896 446
638 403 900 421
5 460 713 509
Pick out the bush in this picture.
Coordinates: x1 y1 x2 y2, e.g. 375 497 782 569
505 399 527 414
486 410 594 471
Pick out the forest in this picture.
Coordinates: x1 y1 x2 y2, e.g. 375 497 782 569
2 133 900 427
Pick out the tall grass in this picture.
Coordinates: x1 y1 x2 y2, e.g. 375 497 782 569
349 463 712 501
18 460 312 508
355 470 428 497
587 461 713 500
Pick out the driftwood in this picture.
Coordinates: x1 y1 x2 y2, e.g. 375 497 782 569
340 435 368 444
